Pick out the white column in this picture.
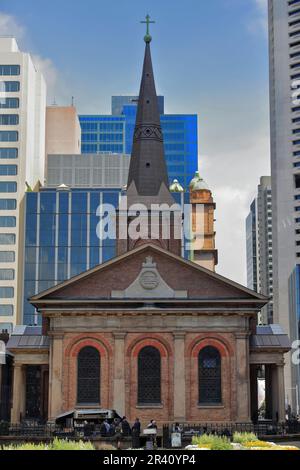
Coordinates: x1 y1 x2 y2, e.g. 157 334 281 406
113 333 126 417
173 333 186 422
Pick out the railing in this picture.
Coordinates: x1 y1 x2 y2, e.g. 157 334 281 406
1 421 300 441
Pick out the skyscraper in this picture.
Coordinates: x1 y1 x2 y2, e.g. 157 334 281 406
0 37 46 333
269 0 300 412
246 177 273 325
80 98 198 190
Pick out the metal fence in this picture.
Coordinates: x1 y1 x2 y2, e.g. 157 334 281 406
1 420 300 441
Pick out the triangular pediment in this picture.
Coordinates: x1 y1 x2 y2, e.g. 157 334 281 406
30 244 267 308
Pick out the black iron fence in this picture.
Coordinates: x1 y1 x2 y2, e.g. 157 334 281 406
0 420 300 442
163 421 300 440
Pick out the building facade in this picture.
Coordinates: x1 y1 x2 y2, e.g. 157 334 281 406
268 0 300 411
0 37 46 333
246 177 273 325
46 153 130 189
80 98 198 190
6 31 289 428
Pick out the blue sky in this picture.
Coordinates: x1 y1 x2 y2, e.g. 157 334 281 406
0 0 270 284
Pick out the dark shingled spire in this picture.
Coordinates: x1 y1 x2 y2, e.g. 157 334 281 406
127 41 175 206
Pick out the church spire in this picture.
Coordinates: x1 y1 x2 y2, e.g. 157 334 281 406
127 18 174 206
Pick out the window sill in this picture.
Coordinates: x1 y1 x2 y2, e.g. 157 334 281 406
136 404 164 409
198 404 224 409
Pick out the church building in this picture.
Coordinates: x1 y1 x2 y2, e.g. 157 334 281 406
7 28 290 427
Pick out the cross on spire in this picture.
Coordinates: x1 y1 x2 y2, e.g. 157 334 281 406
141 14 155 43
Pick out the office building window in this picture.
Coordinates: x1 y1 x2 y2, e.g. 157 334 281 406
0 322 13 334
0 81 20 92
0 216 16 227
0 234 15 245
295 174 300 189
0 98 19 109
0 182 17 193
0 199 16 210
0 269 14 280
0 252 15 262
0 131 18 142
0 287 14 298
0 165 17 176
0 148 18 159
0 114 19 125
0 65 20 76
0 305 13 316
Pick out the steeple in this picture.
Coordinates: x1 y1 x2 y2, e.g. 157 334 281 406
127 23 175 207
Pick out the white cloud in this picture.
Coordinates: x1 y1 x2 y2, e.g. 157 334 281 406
0 11 68 104
248 0 268 35
0 12 24 39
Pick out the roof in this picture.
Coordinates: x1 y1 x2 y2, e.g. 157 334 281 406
251 324 291 351
6 326 50 351
29 243 268 311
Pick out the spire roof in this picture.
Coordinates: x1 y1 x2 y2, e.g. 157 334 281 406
127 37 174 207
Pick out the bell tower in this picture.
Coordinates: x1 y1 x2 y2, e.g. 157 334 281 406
189 171 218 271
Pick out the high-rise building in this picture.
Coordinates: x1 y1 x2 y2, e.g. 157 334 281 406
79 97 198 189
0 37 46 333
22 186 188 326
246 177 273 325
268 0 300 412
46 153 130 188
45 106 81 157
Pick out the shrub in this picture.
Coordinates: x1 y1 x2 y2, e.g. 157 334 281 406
4 443 48 451
243 441 274 449
233 432 257 444
50 438 94 450
3 439 95 451
192 434 232 451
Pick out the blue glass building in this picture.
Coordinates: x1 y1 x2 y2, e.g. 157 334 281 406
23 188 189 325
289 265 300 411
79 97 198 189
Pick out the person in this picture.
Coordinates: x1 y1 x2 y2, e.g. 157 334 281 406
121 416 131 437
100 420 107 437
104 419 111 435
146 420 158 449
132 418 141 449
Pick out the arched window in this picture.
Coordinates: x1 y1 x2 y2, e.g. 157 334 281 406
77 346 100 405
138 346 161 404
199 346 221 405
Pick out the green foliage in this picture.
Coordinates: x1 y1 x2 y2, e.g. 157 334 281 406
4 442 48 451
232 432 257 444
50 438 94 450
3 439 95 451
192 434 232 451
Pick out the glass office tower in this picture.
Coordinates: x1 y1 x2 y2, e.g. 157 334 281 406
79 97 198 189
23 188 188 325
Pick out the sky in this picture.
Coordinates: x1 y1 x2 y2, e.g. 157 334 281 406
0 0 270 286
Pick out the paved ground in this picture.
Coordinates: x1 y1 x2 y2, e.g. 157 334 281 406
278 440 300 448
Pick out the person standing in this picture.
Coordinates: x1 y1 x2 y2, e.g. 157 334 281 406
132 418 141 448
121 416 131 437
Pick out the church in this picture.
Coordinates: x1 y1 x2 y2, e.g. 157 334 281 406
6 27 290 427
